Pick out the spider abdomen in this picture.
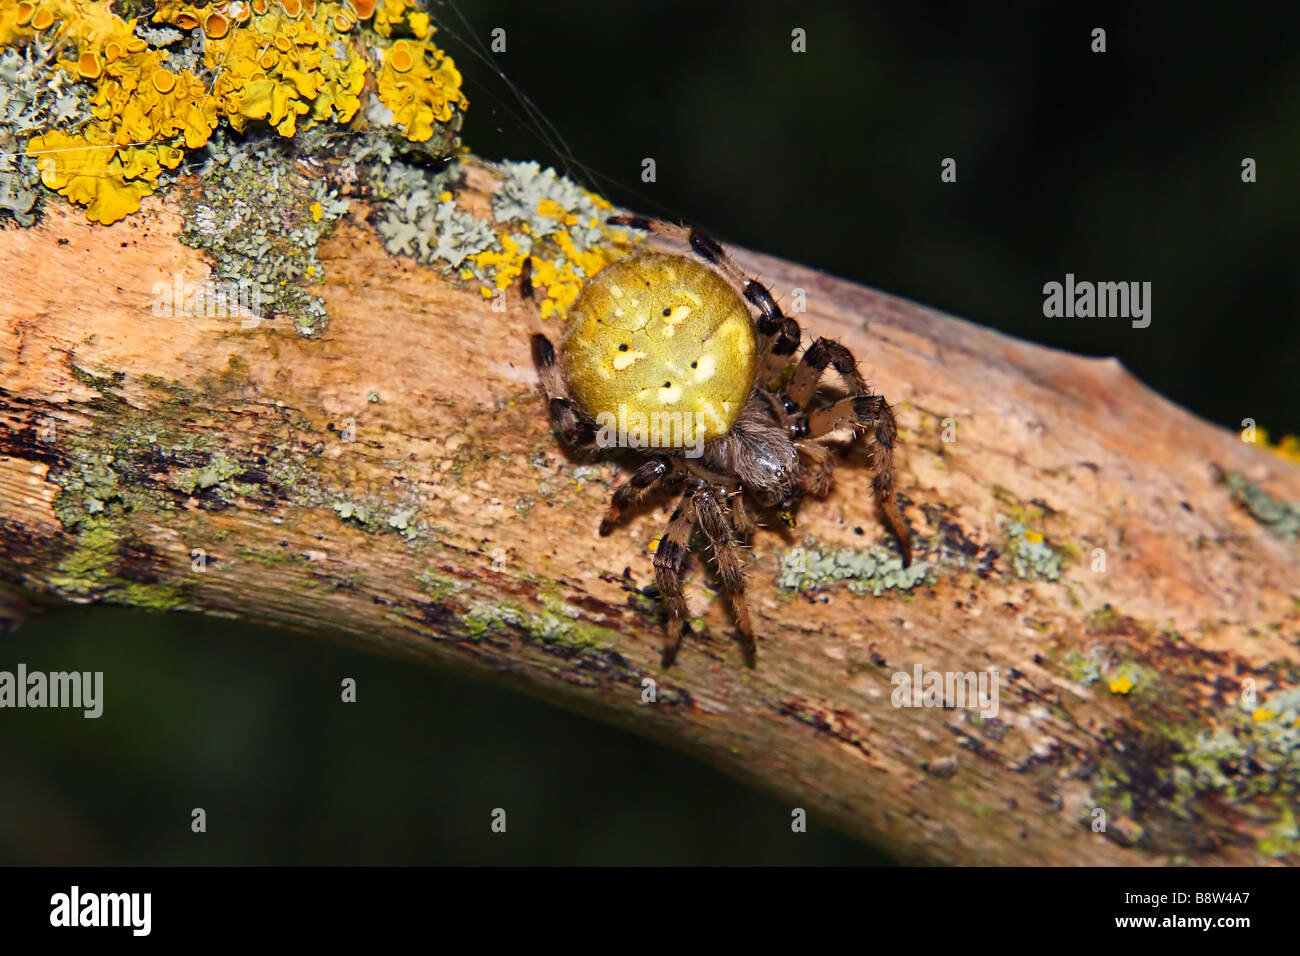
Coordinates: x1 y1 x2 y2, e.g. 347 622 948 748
558 253 757 447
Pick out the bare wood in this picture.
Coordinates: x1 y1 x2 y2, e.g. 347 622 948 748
2 158 1298 865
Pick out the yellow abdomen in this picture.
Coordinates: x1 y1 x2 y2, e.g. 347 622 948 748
559 253 757 446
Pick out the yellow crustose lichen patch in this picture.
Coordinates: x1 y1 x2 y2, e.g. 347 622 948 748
559 253 757 446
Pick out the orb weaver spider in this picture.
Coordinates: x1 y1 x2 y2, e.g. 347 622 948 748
528 215 911 668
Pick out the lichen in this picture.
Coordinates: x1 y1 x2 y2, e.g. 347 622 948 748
1085 672 1300 856
328 483 423 540
414 568 465 601
470 159 640 319
462 595 614 651
174 453 242 494
777 540 929 597
1004 518 1062 580
374 32 464 142
1221 469 1300 542
2 0 467 224
1063 647 1105 685
1258 802 1298 858
45 513 184 610
6 0 215 223
3 0 638 343
370 161 494 266
0 38 91 226
1251 428 1300 467
179 129 348 335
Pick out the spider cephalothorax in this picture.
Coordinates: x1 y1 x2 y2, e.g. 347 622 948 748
529 216 911 667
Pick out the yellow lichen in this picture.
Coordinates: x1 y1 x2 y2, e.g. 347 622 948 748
1254 429 1300 466
536 197 578 226
1108 674 1134 695
469 218 639 320
4 0 466 224
1 0 128 52
9 1 215 223
376 34 467 142
367 0 414 38
199 4 367 137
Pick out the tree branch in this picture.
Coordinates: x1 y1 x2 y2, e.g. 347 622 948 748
2 158 1298 865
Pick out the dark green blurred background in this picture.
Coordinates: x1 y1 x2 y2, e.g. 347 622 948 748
2 1 1296 865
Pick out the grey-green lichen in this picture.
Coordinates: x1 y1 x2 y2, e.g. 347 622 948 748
0 40 91 227
1004 519 1062 580
462 593 612 651
491 160 610 246
1186 691 1300 798
180 129 349 336
332 496 421 541
415 569 468 602
174 454 243 495
370 157 494 266
41 381 450 610
1063 646 1106 685
53 448 155 526
1222 469 1300 542
366 151 638 319
1086 676 1300 855
45 514 183 610
777 541 929 596
352 94 489 267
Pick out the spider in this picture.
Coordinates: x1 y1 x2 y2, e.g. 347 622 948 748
527 215 911 668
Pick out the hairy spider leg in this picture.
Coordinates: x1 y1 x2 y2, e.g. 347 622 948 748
530 332 598 452
800 395 912 565
600 457 679 536
692 485 757 667
653 494 698 667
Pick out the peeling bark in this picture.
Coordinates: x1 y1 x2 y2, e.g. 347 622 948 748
2 158 1299 865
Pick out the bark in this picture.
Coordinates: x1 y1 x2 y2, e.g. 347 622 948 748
2 157 1298 865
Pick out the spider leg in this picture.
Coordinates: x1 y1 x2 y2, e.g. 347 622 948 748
523 255 607 455
608 215 801 373
786 337 869 406
798 394 912 565
600 457 677 536
525 260 600 451
530 334 599 452
730 490 759 538
653 493 697 667
520 253 535 301
693 487 757 667
795 439 835 498
757 321 803 393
